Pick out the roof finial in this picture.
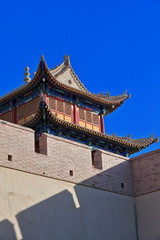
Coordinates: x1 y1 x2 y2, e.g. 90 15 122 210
24 66 31 83
41 54 45 61
64 55 70 66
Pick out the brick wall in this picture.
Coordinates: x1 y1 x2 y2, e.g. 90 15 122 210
0 120 133 195
131 149 160 196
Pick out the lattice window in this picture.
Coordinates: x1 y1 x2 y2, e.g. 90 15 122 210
93 114 99 125
25 101 37 116
86 111 92 123
57 100 63 112
0 111 12 122
17 106 25 119
79 108 85 120
65 103 71 115
49 98 56 110
17 98 39 119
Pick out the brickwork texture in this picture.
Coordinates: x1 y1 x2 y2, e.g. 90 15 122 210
0 120 133 195
131 149 160 196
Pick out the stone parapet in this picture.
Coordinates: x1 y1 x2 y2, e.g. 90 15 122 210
0 120 133 195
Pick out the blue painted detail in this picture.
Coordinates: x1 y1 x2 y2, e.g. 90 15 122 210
44 125 127 156
47 88 73 103
47 87 101 112
16 90 39 107
77 99 100 113
0 102 12 114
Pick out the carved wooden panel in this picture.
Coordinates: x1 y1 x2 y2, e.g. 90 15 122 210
57 100 63 112
17 106 25 119
24 98 39 116
65 103 71 115
93 113 99 125
49 98 56 110
0 111 12 122
17 98 39 120
79 108 85 120
86 111 92 123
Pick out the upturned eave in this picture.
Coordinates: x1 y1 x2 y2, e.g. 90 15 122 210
0 57 130 115
22 99 158 155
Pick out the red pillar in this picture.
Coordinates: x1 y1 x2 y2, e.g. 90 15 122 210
73 104 78 125
12 107 17 123
100 115 105 133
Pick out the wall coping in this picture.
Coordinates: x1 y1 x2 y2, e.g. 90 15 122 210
131 148 160 161
0 120 129 161
0 120 34 133
45 133 129 161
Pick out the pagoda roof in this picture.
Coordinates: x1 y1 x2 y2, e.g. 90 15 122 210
0 56 130 115
22 98 158 155
50 55 89 93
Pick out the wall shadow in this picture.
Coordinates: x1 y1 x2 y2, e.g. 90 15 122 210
0 220 17 240
16 190 82 240
0 162 137 240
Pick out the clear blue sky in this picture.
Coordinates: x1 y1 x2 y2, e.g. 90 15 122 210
0 0 160 156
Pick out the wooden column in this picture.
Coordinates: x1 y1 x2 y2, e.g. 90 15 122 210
12 107 17 123
100 115 105 133
73 104 78 125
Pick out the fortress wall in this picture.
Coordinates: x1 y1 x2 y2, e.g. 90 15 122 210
0 120 133 195
0 166 137 240
131 149 160 196
135 191 160 240
131 150 160 240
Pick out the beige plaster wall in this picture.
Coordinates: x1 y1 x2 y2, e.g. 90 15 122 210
0 166 137 240
135 191 160 240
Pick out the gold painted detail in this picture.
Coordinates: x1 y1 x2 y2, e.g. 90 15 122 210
65 116 71 123
57 113 64 120
86 123 92 130
93 126 100 132
51 110 56 115
26 114 34 122
17 118 25 125
79 121 85 127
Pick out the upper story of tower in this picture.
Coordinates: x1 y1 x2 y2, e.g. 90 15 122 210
0 55 130 132
0 56 158 156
